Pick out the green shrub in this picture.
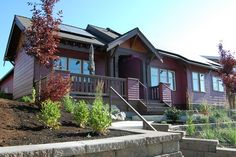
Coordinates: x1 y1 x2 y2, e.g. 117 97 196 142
19 96 32 103
186 115 196 136
195 115 209 124
0 92 12 99
199 103 211 115
164 107 181 123
38 99 61 129
73 100 89 128
89 81 111 135
63 96 75 113
89 97 112 135
224 127 236 146
200 125 217 140
32 88 36 103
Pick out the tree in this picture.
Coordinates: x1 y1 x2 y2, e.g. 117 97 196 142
218 43 236 109
24 0 70 104
24 0 62 66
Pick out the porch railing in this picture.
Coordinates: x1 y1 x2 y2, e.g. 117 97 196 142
70 73 127 97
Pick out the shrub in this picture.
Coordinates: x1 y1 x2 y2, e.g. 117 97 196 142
73 100 89 128
164 107 181 123
19 96 32 103
38 99 61 129
195 115 209 124
224 127 236 146
63 96 75 113
89 81 111 135
32 88 36 103
200 125 217 140
186 115 196 136
40 73 71 102
199 103 211 115
0 92 12 99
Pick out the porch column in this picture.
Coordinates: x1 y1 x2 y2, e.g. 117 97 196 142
109 57 114 77
114 53 119 77
142 61 147 85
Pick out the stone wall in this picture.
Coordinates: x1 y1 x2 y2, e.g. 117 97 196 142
180 137 236 157
0 129 182 157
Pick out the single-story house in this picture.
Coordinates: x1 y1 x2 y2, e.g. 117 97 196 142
0 15 226 114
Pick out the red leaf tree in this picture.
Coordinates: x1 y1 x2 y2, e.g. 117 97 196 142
24 0 70 103
24 0 62 66
218 43 236 109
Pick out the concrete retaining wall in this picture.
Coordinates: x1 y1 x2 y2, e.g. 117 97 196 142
0 129 182 157
180 137 236 157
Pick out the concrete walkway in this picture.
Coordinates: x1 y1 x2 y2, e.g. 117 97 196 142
111 121 153 129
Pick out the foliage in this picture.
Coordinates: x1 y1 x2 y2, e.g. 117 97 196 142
199 102 211 115
73 100 89 128
19 96 32 103
195 115 209 124
224 127 236 146
24 0 62 67
32 88 36 103
186 115 196 136
218 43 236 109
40 73 71 102
164 107 181 123
38 99 61 129
209 107 231 123
89 81 112 135
62 95 75 113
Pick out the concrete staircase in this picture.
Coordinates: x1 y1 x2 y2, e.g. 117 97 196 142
138 100 170 115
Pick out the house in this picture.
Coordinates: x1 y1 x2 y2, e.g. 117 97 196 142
1 15 227 114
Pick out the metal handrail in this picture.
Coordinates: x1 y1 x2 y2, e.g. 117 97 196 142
109 87 157 131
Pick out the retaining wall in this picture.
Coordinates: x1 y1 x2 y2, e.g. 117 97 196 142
0 128 182 157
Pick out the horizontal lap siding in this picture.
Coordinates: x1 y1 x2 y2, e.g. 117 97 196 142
0 74 13 93
13 49 34 99
187 66 227 106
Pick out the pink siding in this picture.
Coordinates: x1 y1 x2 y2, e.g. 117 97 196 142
0 74 13 93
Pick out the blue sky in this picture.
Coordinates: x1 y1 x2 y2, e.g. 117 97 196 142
0 0 236 78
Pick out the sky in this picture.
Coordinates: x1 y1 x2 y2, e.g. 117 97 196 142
0 0 236 78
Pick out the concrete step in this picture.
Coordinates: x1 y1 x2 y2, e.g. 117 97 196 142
132 115 164 121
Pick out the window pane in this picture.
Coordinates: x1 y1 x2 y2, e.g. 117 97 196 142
200 74 205 92
69 58 81 74
151 67 158 86
54 57 67 71
192 72 199 91
212 77 218 91
168 71 175 90
219 79 224 92
160 69 167 83
83 60 90 75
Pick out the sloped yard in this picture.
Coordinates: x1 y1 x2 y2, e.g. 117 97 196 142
0 98 132 147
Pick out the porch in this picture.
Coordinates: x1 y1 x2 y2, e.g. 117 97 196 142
68 73 172 114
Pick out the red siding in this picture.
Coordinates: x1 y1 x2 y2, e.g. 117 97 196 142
13 49 34 99
0 74 13 93
150 57 187 108
186 65 226 106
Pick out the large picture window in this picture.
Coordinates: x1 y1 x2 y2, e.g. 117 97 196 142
212 76 224 92
150 67 176 90
192 72 205 92
54 56 93 75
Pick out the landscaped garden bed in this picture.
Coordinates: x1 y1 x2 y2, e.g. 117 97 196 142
0 98 134 147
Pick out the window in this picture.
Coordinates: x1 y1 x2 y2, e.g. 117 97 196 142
151 67 158 86
54 57 67 71
192 72 205 92
150 67 176 90
69 58 81 74
212 76 224 92
83 60 90 75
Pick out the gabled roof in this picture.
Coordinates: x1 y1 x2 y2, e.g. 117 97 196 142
0 68 14 84
158 49 220 69
106 28 162 61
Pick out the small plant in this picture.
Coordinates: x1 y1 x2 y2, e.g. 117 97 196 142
224 127 236 146
38 99 61 129
186 115 196 136
200 125 217 140
73 100 89 128
89 81 111 135
164 107 181 123
32 88 36 103
63 95 75 113
195 115 209 124
199 102 211 115
40 73 71 103
19 96 32 103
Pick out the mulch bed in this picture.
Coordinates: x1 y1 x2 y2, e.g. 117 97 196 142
0 98 134 147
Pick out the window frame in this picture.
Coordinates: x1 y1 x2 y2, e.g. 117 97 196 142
192 72 205 92
150 67 176 91
212 76 224 92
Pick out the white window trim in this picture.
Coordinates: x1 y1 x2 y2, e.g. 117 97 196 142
192 72 205 92
212 76 224 92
